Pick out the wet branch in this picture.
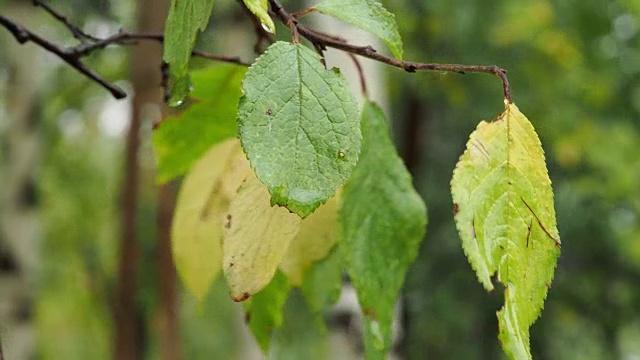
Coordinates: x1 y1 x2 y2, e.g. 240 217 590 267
268 0 512 102
0 3 249 99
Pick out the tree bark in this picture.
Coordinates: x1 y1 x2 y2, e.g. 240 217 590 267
114 0 166 358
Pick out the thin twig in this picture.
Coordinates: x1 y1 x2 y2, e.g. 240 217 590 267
268 0 512 102
33 0 100 42
0 12 250 99
291 7 316 19
348 53 368 98
0 14 127 98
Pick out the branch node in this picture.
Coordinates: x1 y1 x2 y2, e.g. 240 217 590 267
404 64 417 73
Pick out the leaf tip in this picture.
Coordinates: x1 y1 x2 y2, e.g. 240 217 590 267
231 291 251 302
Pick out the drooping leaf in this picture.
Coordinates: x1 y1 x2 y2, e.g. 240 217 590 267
242 0 275 33
340 101 427 355
315 0 404 59
153 65 246 183
450 102 561 360
269 291 329 360
280 193 340 285
237 41 361 217
245 271 290 352
171 138 240 301
163 0 216 103
223 175 302 301
300 246 343 313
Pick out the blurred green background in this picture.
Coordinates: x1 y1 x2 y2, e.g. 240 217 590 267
1 0 640 359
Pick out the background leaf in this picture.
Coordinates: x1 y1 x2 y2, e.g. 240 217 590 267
163 0 216 103
153 64 246 183
315 0 404 59
242 0 275 33
245 271 290 352
340 101 427 356
171 138 238 302
280 193 340 285
269 291 330 360
223 175 301 301
237 41 361 217
300 247 343 313
450 102 561 360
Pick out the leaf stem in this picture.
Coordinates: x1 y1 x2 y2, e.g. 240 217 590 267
268 0 512 103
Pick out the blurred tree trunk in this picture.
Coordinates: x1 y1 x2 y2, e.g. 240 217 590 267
115 0 167 358
157 182 180 360
0 3 42 359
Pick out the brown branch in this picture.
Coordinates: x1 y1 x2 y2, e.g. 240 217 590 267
268 0 512 103
1 7 250 99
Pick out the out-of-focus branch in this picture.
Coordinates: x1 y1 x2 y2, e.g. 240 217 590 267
0 4 250 99
268 0 512 102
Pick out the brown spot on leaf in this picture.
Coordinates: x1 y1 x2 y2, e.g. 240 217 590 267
265 108 272 116
362 308 377 320
453 203 460 216
228 262 234 268
225 214 232 229
232 292 251 302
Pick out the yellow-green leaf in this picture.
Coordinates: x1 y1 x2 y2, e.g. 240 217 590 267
280 193 340 286
450 102 561 360
171 138 237 301
223 176 302 301
153 64 246 183
242 0 275 33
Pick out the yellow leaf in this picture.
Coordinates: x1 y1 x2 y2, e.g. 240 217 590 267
280 193 340 286
172 138 239 301
223 176 301 301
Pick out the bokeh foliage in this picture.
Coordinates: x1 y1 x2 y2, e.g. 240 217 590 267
2 0 640 359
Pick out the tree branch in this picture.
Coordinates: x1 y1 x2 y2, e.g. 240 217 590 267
268 0 512 103
0 6 250 99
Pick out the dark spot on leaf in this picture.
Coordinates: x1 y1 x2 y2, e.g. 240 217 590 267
362 308 377 320
453 203 459 216
265 108 272 116
232 292 251 302
229 262 234 268
546 283 551 289
225 214 232 229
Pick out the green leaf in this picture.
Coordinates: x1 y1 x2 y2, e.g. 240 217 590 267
223 175 301 301
280 192 340 285
269 291 329 360
237 41 361 218
171 138 240 301
153 65 246 183
163 0 216 102
242 0 275 33
340 101 427 355
450 102 561 360
300 246 343 313
245 271 290 352
315 0 404 59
